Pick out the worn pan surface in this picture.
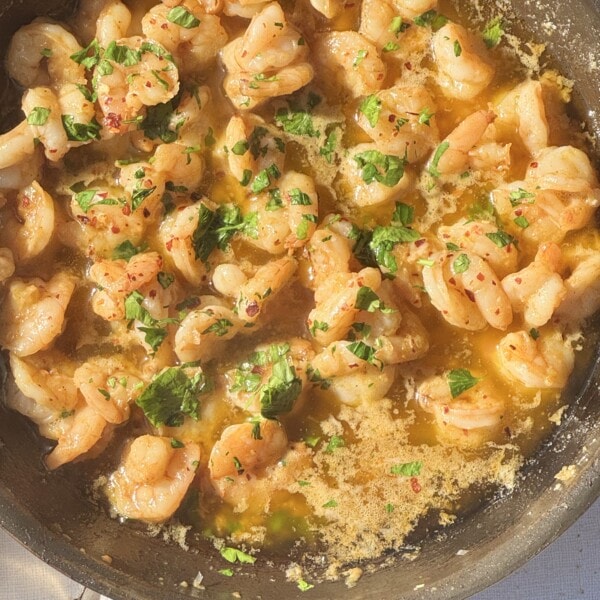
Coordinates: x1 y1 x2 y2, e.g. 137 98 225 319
0 1 599 598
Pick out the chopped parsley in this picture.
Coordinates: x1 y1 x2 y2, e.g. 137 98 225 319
447 369 481 399
309 320 329 336
251 163 281 193
389 16 409 36
191 203 258 262
231 140 249 155
485 230 517 248
320 128 338 163
382 41 400 52
390 461 422 476
167 6 200 28
353 49 368 67
482 16 505 48
452 253 470 274
355 286 394 313
27 107 50 126
509 188 535 206
530 328 540 340
428 141 450 177
72 188 122 213
453 40 462 57
418 107 434 126
112 240 146 260
297 579 314 592
513 215 530 229
413 10 448 30
218 568 234 577
70 39 101 69
202 318 234 337
354 150 407 187
136 365 208 426
275 105 320 138
259 357 302 419
392 201 414 226
359 94 381 127
61 115 101 142
347 340 380 367
322 499 338 508
324 435 345 453
219 546 256 564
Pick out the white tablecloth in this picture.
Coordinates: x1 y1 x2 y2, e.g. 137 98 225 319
1 498 599 599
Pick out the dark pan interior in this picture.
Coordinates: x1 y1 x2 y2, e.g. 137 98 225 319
0 1 600 599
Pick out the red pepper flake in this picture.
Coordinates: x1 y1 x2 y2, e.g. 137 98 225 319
105 112 122 130
149 289 157 298
515 209 523 216
388 114 397 123
143 208 150 218
161 22 168 29
530 161 538 168
448 277 456 286
165 239 173 251
21 195 30 207
145 81 152 88
410 477 421 493
476 272 485 281
465 289 476 302
246 302 260 317
414 238 425 247
111 225 121 234
404 62 412 70
515 277 522 284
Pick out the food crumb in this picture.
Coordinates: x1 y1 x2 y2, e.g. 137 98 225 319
414 583 425 590
439 511 456 526
344 567 363 588
456 549 468 556
101 554 112 564
179 581 188 588
549 405 568 425
192 571 204 589
232 593 242 599
555 465 577 481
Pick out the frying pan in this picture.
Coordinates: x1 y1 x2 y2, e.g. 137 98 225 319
0 1 599 598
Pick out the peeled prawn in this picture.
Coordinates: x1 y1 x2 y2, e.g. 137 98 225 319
0 273 76 357
108 435 200 522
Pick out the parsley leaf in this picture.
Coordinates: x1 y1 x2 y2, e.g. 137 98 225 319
428 141 450 177
167 6 200 28
325 435 345 453
392 201 414 226
447 369 481 399
61 115 101 142
136 366 208 426
27 107 50 126
354 150 407 187
390 461 422 476
359 95 382 127
320 128 338 163
260 357 302 419
112 240 146 260
413 9 448 30
355 286 394 313
369 225 420 272
347 340 380 367
485 230 517 248
275 107 320 137
482 16 505 48
219 547 256 564
70 39 101 69
513 215 530 229
452 253 470 274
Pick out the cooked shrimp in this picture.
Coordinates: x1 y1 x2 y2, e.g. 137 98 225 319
224 113 286 183
6 20 86 88
0 248 15 281
223 0 266 18
141 2 227 76
501 243 566 328
339 143 414 207
356 85 440 162
0 273 76 357
45 404 109 470
428 110 496 176
174 303 244 363
325 366 397 407
415 374 505 447
556 251 600 323
437 218 519 278
10 351 78 414
66 190 147 258
0 122 38 172
432 23 494 100
89 252 163 321
497 80 549 155
159 201 213 286
108 435 200 522
312 31 386 98
395 0 437 19
306 228 352 289
422 251 512 331
222 2 313 109
308 267 382 346
310 0 343 18
94 36 180 134
236 256 297 323
2 181 55 263
497 329 574 388
74 357 143 424
212 263 248 298
491 146 600 245
21 87 70 162
96 0 132 46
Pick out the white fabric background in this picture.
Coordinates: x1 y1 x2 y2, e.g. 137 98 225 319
1 498 598 599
